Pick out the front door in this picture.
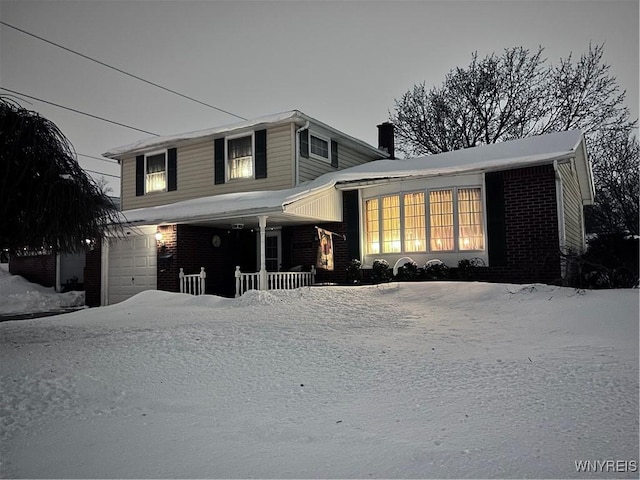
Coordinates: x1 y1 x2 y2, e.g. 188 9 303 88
257 230 281 272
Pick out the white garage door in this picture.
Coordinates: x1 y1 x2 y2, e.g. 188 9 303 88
106 226 157 305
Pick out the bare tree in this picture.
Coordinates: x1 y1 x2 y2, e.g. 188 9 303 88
391 43 638 234
586 130 639 235
0 97 121 253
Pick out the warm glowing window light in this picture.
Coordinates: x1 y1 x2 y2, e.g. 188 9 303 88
458 188 484 250
382 195 401 253
228 135 253 179
429 190 454 251
404 192 426 252
365 198 380 254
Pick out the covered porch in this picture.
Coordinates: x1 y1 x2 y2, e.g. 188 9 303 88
132 184 347 298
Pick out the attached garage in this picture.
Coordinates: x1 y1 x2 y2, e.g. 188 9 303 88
102 226 157 305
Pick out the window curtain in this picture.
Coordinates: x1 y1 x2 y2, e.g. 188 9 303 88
382 195 401 253
228 136 253 179
145 153 166 192
404 192 426 252
458 188 484 250
429 190 454 251
365 199 380 254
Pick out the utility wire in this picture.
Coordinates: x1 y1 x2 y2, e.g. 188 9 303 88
1 21 247 121
0 87 160 136
78 153 119 164
84 169 120 179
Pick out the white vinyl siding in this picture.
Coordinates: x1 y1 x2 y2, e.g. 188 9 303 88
121 124 294 210
299 140 372 183
557 162 585 253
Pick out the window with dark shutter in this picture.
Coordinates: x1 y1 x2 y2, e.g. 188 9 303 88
135 155 144 196
214 138 225 185
255 129 267 179
299 129 309 158
331 140 338 168
167 148 177 191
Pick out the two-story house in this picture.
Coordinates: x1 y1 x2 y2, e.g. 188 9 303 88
86 110 391 305
85 110 594 307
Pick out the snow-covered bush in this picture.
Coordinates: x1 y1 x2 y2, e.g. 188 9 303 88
424 259 449 280
396 260 419 281
346 258 362 285
371 259 392 284
457 257 486 280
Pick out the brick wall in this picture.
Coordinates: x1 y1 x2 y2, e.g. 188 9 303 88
480 165 562 284
9 253 56 288
84 244 102 307
156 225 179 293
287 199 354 285
155 225 255 297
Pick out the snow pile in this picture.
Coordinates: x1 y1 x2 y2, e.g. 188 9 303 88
0 282 637 478
0 268 84 315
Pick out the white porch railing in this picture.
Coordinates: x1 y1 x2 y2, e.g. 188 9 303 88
235 266 316 297
179 267 206 295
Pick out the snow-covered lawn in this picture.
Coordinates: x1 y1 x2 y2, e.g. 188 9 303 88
0 276 638 478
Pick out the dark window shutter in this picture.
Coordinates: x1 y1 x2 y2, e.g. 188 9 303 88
486 173 507 266
299 129 309 158
331 140 339 168
135 155 144 196
214 138 225 185
344 190 360 261
167 148 177 191
255 129 267 179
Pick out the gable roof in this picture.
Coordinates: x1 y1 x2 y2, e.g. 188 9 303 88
103 110 389 159
118 129 593 227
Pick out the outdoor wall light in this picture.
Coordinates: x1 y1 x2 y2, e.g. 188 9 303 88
155 230 164 246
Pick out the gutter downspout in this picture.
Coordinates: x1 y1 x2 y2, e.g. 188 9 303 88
295 121 309 187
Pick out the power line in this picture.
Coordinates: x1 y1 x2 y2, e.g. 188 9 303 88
78 153 119 164
84 169 120 179
0 87 160 136
0 21 247 121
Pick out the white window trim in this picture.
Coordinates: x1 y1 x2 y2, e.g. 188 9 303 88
363 186 486 255
309 131 332 164
144 149 168 194
225 131 255 181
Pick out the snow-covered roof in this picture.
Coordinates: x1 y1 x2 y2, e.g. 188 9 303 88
103 110 388 159
119 129 593 227
331 129 591 189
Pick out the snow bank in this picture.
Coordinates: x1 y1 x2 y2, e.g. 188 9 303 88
0 268 84 315
1 282 637 478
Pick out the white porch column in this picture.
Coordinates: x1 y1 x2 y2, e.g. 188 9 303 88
258 215 268 291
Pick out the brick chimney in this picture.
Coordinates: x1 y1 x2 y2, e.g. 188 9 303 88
377 122 395 159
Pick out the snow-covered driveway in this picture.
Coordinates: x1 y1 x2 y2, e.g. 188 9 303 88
1 283 638 478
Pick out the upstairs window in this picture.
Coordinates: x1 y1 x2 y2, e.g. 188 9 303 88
310 134 330 162
145 151 167 193
227 135 253 180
